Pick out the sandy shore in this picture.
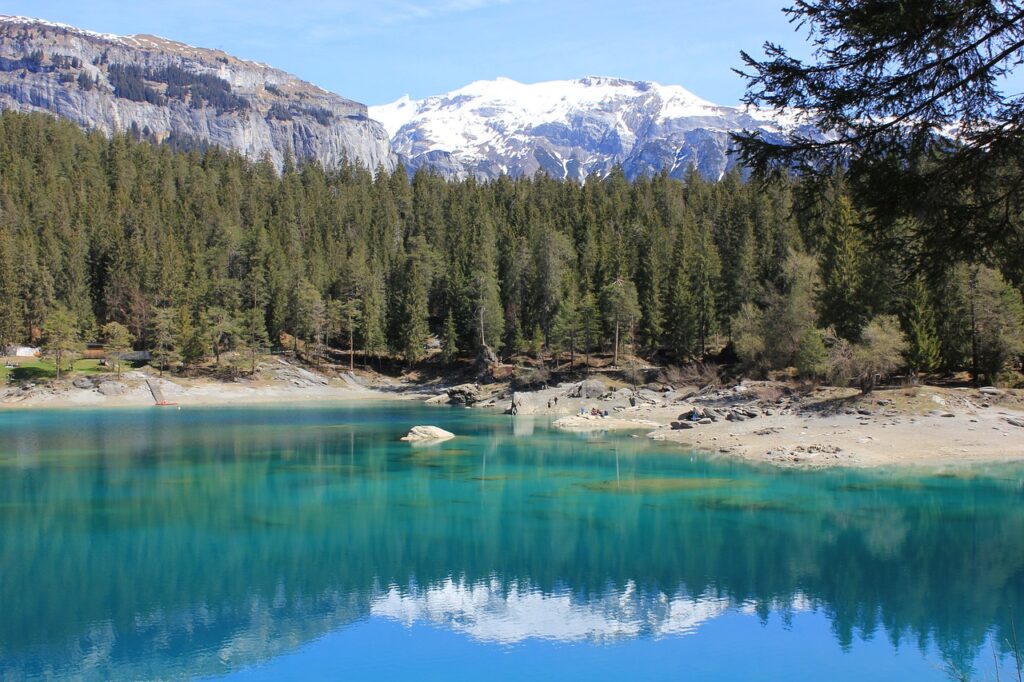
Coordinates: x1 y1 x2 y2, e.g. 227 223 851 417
468 380 1024 469
6 359 1024 470
0 360 397 410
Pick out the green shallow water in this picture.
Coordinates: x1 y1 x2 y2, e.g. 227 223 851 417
0 402 1022 681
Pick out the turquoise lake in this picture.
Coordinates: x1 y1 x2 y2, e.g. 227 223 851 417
1 402 1023 681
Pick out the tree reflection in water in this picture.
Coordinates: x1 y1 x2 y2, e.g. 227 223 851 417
0 404 1021 680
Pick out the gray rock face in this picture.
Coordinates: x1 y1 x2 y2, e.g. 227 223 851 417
447 384 481 405
0 16 395 172
570 379 608 400
96 380 126 396
371 76 821 181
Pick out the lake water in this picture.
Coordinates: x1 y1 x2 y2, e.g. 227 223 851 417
0 402 1022 681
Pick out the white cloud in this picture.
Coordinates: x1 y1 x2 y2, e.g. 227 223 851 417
281 0 514 42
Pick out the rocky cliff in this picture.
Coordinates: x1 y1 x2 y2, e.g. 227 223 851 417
0 16 395 171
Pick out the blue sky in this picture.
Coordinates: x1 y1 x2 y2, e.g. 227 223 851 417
2 1 810 105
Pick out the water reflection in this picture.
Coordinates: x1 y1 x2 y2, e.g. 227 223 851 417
0 404 1021 680
371 579 735 643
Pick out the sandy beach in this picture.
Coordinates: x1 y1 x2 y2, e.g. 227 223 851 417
455 379 1024 469
0 358 397 410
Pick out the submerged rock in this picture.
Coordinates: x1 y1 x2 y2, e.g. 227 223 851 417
400 426 456 442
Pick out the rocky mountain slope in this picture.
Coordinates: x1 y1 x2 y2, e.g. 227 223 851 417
0 16 395 171
371 76 815 181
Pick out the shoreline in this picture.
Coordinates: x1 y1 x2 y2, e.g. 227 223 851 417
0 360 404 411
462 379 1024 469
5 363 1024 470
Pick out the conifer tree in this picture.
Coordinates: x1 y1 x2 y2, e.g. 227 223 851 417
0 231 22 349
818 196 865 341
178 310 209 374
396 237 431 365
360 268 388 370
149 306 180 376
903 277 941 377
238 306 269 375
578 290 601 371
330 298 362 371
100 321 134 379
601 278 641 367
666 231 698 362
469 210 503 352
42 305 79 379
551 294 580 369
441 311 458 363
690 220 721 358
636 233 664 351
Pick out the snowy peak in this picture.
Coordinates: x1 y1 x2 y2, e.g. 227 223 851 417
370 76 806 181
372 76 720 138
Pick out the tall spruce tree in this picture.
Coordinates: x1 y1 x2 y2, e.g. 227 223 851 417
818 196 865 341
903 277 942 376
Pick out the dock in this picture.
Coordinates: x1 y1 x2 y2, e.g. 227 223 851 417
146 379 177 406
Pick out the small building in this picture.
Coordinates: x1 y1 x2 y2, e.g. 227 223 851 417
3 346 41 358
82 343 107 360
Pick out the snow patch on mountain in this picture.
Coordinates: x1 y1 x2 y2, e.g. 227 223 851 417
371 76 810 181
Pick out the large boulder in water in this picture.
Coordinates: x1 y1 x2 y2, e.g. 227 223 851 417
400 426 456 442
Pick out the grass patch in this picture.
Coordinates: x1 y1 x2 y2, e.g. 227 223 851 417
1 358 109 383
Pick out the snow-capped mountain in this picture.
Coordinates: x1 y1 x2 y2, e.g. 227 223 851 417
370 76 811 181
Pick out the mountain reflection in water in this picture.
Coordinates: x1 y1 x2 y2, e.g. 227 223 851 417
0 404 1021 681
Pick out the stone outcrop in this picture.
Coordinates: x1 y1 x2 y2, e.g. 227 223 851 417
400 426 455 442
96 380 126 396
0 17 395 172
447 384 482 405
569 379 608 400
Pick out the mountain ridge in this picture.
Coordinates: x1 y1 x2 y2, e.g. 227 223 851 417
0 15 813 181
0 15 395 171
370 76 811 181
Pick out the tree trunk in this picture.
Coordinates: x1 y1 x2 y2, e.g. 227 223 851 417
349 327 354 372
970 267 979 387
479 305 486 348
613 322 620 367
